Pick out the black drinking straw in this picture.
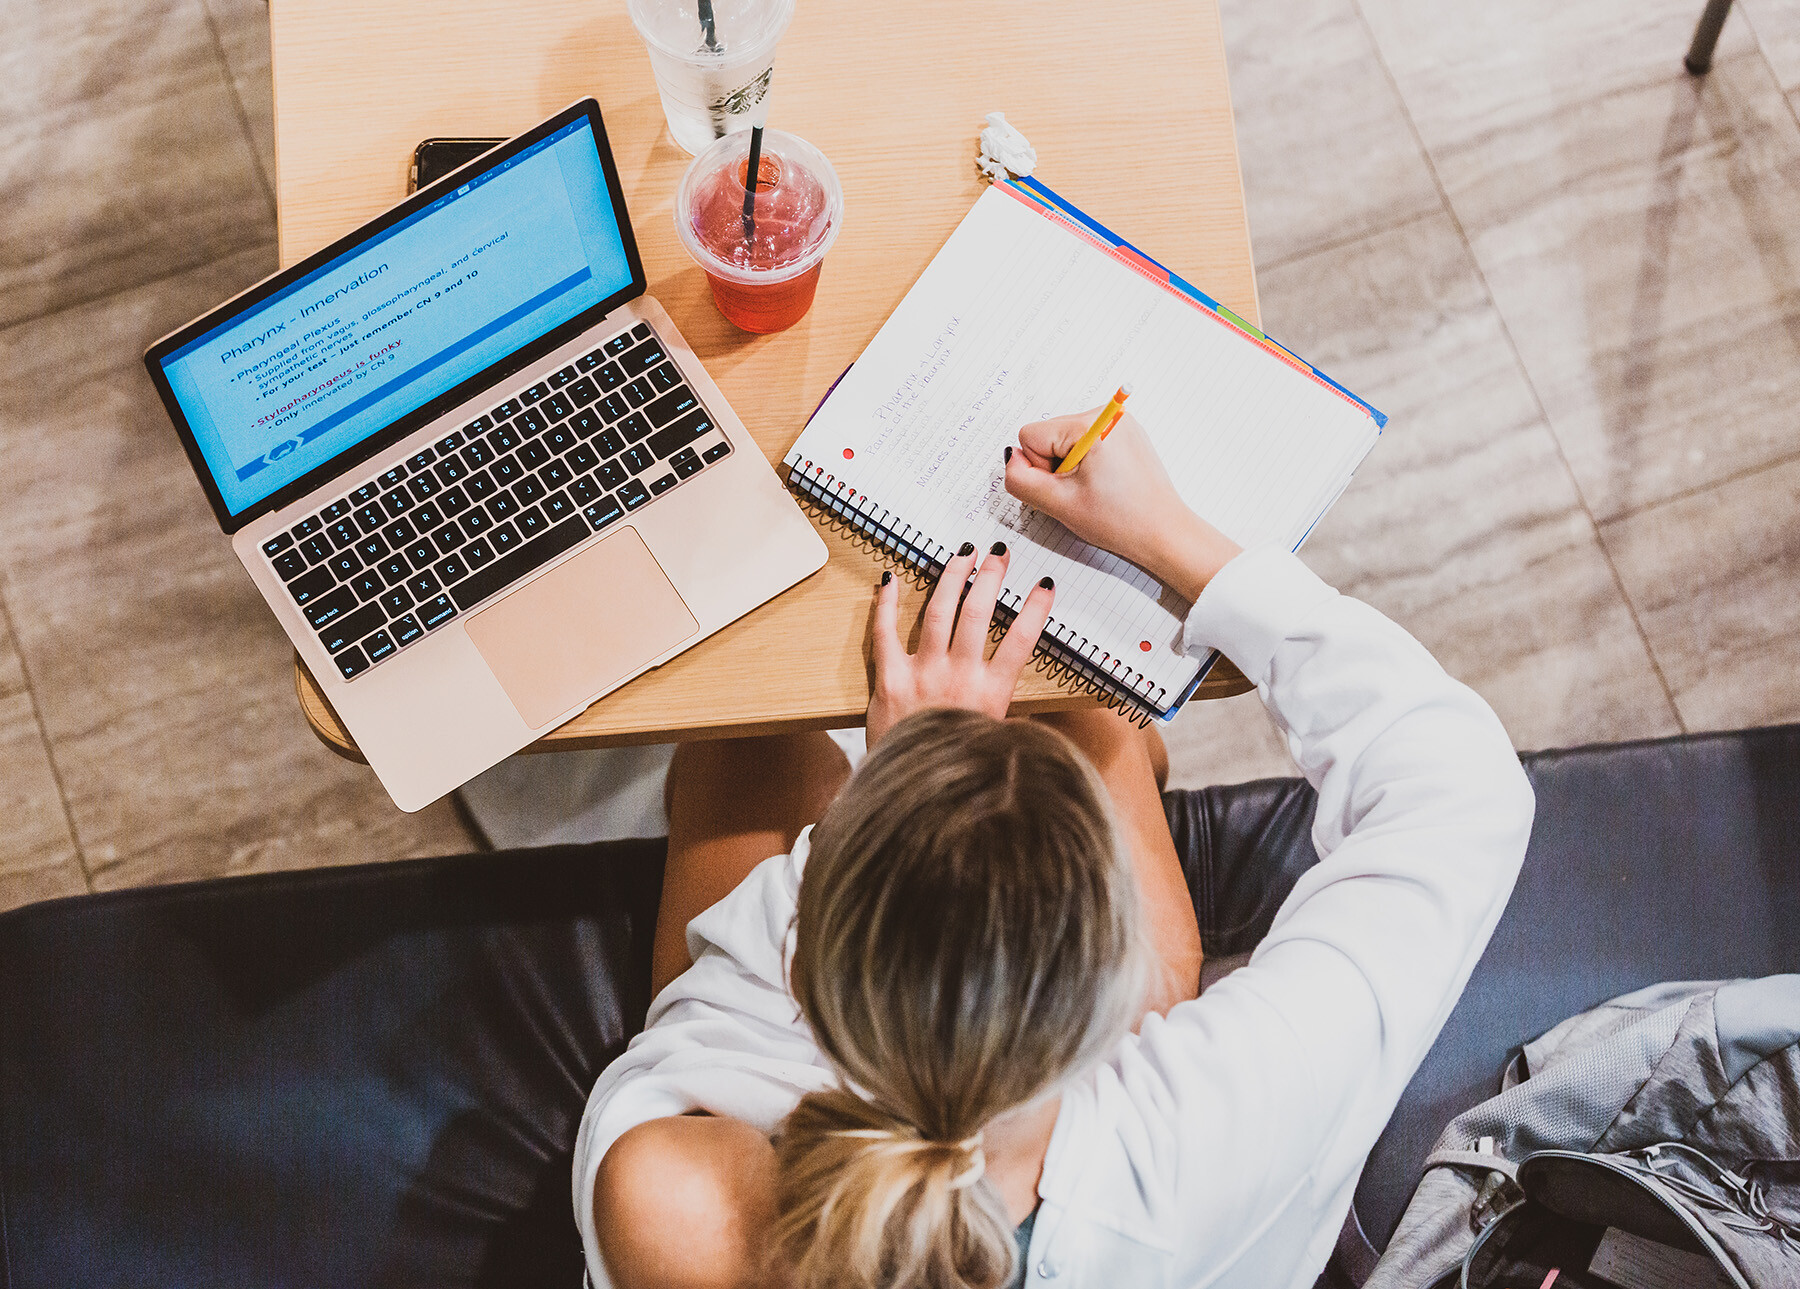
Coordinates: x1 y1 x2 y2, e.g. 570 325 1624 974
741 124 765 242
698 0 718 50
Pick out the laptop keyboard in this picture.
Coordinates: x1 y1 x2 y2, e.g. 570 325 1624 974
255 322 734 682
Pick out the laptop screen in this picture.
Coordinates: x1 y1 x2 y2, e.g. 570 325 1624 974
156 113 636 519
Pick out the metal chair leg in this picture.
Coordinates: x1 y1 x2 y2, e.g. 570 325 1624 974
1685 0 1734 74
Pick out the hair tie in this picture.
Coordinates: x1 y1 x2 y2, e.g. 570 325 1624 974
828 1128 987 1189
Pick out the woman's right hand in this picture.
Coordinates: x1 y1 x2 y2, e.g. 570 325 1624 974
1003 409 1242 603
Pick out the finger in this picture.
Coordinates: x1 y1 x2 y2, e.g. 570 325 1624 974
990 575 1055 676
952 544 1010 659
871 570 904 674
1018 411 1099 463
1005 447 1071 511
919 542 977 655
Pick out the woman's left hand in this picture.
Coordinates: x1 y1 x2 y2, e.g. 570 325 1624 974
866 542 1055 747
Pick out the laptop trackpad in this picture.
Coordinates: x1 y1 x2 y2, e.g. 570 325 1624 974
465 528 699 729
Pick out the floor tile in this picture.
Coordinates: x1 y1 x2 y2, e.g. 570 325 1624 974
0 0 274 330
199 0 275 196
0 600 87 911
1602 455 1800 731
1260 211 1681 751
1218 0 1441 268
0 250 474 892
1360 0 1800 524
1742 0 1800 91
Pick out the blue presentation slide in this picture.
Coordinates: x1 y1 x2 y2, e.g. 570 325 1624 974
162 119 633 516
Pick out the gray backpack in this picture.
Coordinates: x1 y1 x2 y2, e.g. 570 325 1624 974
1365 976 1800 1289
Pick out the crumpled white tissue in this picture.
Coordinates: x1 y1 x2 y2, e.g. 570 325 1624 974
976 111 1037 181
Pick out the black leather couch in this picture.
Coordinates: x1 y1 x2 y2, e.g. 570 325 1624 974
3 725 1797 1288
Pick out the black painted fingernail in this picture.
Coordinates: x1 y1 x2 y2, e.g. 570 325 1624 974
1039 576 1054 590
1003 446 1013 463
958 541 975 557
881 570 892 586
990 541 1008 557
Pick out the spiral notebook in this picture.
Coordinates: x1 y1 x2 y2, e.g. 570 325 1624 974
786 177 1386 721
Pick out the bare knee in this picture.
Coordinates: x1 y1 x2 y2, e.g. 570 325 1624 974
594 1116 778 1289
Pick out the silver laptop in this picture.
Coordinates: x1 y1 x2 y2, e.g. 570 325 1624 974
146 100 827 811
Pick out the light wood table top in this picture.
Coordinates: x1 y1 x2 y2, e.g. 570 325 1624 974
269 0 1258 755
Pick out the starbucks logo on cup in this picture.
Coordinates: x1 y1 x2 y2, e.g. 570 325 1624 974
710 65 772 116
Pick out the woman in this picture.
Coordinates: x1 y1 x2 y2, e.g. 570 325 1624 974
572 409 1535 1289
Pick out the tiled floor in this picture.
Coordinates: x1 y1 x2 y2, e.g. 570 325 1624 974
3 0 1797 905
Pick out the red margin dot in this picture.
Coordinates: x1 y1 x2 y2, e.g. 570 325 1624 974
843 447 854 459
1139 640 1153 652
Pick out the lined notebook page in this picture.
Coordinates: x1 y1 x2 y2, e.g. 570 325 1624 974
791 185 1381 710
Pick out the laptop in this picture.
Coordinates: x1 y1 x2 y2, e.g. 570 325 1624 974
146 99 828 811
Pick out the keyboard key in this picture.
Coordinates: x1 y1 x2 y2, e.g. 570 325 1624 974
411 502 443 532
596 459 629 491
464 537 495 569
435 430 466 454
585 495 624 531
517 407 548 436
304 586 360 631
407 474 438 503
620 342 665 376
271 548 309 580
647 410 715 461
490 455 522 485
487 422 521 453
604 332 633 356
290 516 322 540
569 475 601 506
461 439 493 468
435 553 469 585
490 398 521 422
517 440 550 470
448 514 589 612
392 614 424 646
631 321 652 341
549 364 578 389
349 569 385 602
363 630 397 664
380 488 413 517
328 519 361 549
461 416 491 438
543 392 574 421
649 473 678 496
406 448 436 472
522 382 550 405
540 459 573 490
672 446 703 478
378 587 413 616
350 482 382 506
568 443 600 473
381 518 416 547
487 492 517 520
334 645 370 679
439 486 469 516
597 393 629 421
262 532 295 558
378 555 411 585
619 411 652 443
596 363 626 392
646 386 699 427
512 475 545 504
576 349 604 372
543 423 575 455
405 540 438 570
321 499 351 522
569 376 600 406
490 522 520 554
379 467 406 490
326 549 363 580
648 362 681 392
596 429 625 458
701 441 732 464
618 478 651 510
301 534 334 564
354 534 389 563
435 455 466 485
462 509 491 537
355 504 387 534
420 594 458 630
623 378 654 407
465 471 496 501
516 505 547 537
406 569 443 600
319 602 382 654
620 444 655 475
542 490 573 521
287 565 335 606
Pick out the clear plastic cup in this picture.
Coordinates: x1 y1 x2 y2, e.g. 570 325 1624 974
674 128 843 333
627 0 794 155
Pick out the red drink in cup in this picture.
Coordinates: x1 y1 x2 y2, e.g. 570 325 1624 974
675 128 843 333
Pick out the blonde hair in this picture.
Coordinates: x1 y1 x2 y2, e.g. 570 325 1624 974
773 709 1147 1289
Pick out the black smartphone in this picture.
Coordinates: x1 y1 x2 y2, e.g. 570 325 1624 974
409 137 506 193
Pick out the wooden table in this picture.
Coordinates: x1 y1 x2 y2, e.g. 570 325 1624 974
269 0 1259 755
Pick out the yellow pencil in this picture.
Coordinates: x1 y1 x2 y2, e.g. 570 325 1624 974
1054 384 1133 474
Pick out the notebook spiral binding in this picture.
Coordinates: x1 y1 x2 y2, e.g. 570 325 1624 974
785 455 1165 727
